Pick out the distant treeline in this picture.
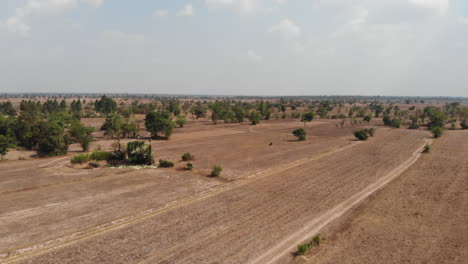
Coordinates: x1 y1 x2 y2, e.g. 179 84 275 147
1 93 467 103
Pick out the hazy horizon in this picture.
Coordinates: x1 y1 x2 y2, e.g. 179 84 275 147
1 0 467 96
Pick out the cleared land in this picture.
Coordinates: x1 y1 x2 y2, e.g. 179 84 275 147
290 131 467 264
0 118 439 264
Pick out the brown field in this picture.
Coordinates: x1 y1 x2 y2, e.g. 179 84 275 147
0 118 466 264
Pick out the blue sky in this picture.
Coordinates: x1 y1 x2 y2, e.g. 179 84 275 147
0 0 467 96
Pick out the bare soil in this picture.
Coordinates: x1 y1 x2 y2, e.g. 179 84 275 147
290 131 467 264
0 117 444 264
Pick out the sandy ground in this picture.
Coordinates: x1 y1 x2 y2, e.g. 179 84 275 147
0 118 435 263
290 130 467 264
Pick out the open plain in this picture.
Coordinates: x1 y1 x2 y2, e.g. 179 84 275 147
1 117 461 264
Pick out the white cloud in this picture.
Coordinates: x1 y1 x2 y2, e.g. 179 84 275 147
177 4 194 17
269 19 301 39
457 16 468 26
154 10 169 17
247 49 262 63
4 0 103 37
205 0 258 14
408 0 449 16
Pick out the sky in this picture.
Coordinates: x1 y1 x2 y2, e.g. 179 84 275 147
0 0 467 96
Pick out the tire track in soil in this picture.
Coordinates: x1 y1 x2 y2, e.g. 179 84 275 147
0 141 362 264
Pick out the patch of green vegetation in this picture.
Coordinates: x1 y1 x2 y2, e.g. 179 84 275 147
210 165 222 177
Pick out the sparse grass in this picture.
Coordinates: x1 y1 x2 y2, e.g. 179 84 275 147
210 165 222 177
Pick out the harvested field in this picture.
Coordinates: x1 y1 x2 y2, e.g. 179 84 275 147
0 118 436 264
289 131 468 264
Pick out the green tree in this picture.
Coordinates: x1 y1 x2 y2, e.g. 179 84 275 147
101 113 123 139
36 119 70 157
126 141 154 165
249 111 261 125
430 126 444 138
190 104 207 119
95 95 117 115
145 111 174 139
69 121 94 151
301 112 314 122
292 128 306 141
175 115 187 128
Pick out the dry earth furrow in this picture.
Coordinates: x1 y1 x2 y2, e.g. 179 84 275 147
293 131 467 264
0 139 361 263
6 129 428 264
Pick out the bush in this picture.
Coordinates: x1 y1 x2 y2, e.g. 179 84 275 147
408 124 420 129
295 234 324 256
296 244 309 256
210 165 222 177
366 128 375 137
363 115 372 123
89 150 112 162
312 234 322 246
186 163 193 170
182 152 194 161
354 130 369 141
430 126 444 138
423 144 431 153
127 141 154 165
292 128 306 141
71 153 90 164
159 159 174 168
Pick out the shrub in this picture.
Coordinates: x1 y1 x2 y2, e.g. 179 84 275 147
210 165 222 177
354 130 369 141
71 153 90 164
363 115 372 123
127 141 154 165
295 234 324 256
312 234 322 246
182 152 194 161
159 159 174 168
366 128 375 137
89 150 112 162
423 144 431 153
296 244 309 256
430 126 444 138
408 124 420 129
292 128 306 141
186 163 193 170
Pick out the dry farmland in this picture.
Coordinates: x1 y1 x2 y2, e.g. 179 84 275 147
0 118 466 264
